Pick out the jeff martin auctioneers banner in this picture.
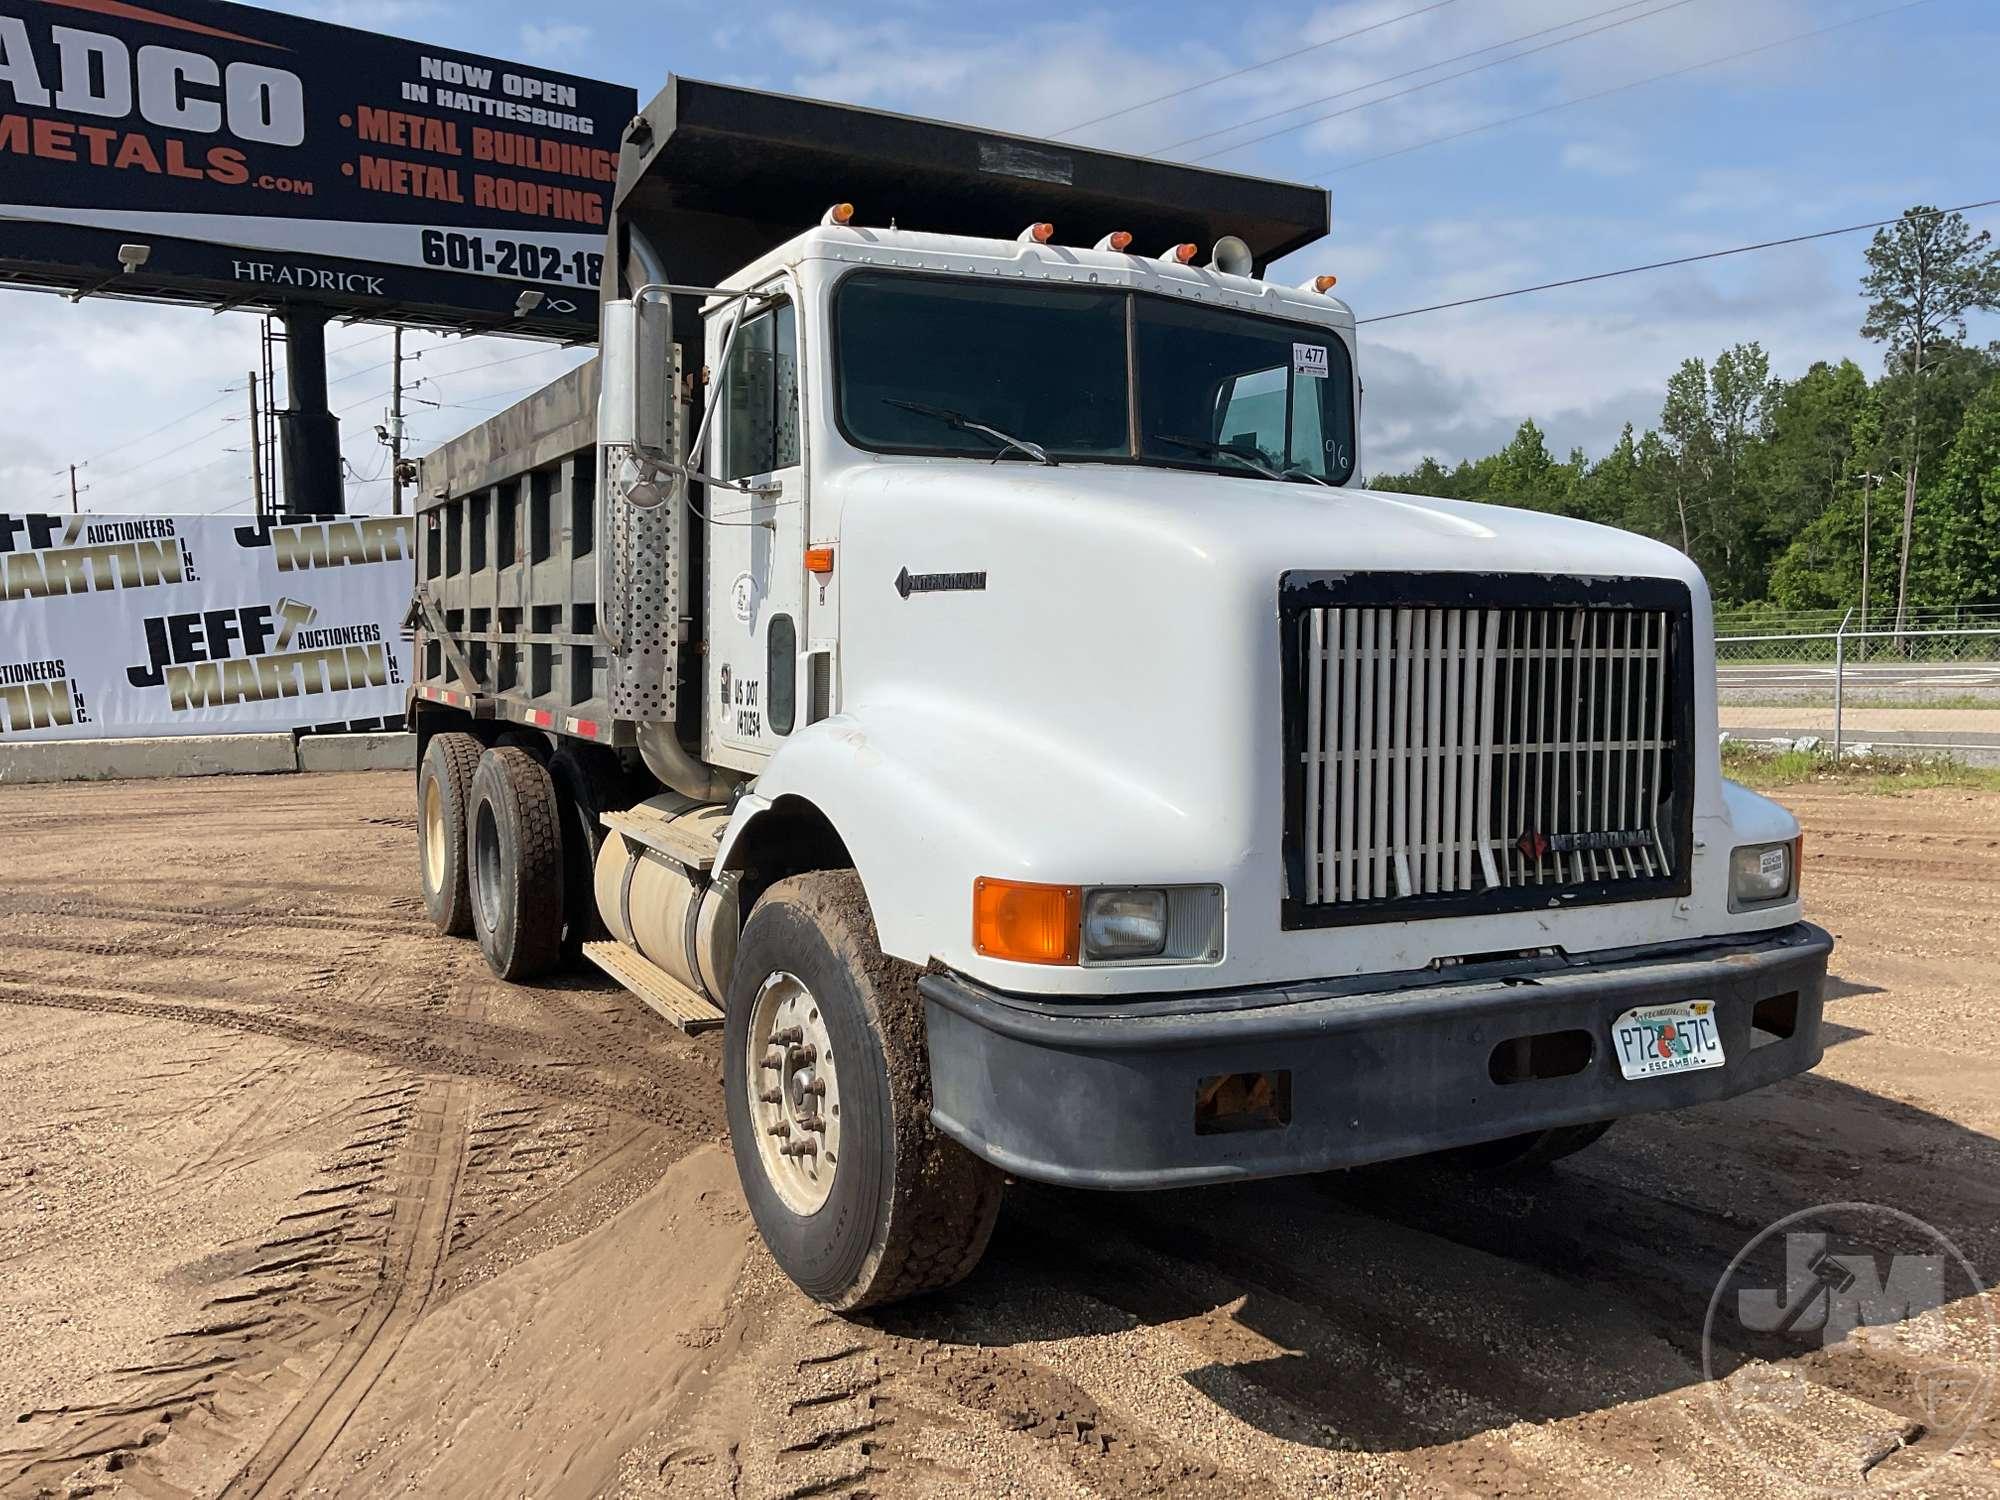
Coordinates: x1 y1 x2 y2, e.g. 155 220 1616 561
0 511 412 739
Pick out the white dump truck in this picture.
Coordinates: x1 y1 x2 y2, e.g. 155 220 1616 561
411 78 1831 1309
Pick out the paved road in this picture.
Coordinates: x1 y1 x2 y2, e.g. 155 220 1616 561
1717 660 2000 698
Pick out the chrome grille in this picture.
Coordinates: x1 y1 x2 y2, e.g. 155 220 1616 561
1283 578 1690 926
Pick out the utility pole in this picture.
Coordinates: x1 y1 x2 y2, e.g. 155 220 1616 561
67 464 81 514
261 317 280 513
390 326 406 516
248 371 266 519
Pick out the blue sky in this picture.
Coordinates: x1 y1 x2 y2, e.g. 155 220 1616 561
3 0 1994 513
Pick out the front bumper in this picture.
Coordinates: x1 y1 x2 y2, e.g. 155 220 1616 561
920 922 1831 1190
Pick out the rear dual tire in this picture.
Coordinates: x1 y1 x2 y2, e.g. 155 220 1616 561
418 732 483 937
420 730 621 983
468 746 565 981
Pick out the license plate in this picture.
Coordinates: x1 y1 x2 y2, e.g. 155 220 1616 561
1611 1000 1725 1080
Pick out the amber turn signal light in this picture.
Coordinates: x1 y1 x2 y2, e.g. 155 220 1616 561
973 878 1080 965
805 546 835 574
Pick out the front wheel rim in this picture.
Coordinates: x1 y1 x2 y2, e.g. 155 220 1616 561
746 971 842 1215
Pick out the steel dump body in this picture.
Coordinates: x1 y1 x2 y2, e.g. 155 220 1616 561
412 361 624 742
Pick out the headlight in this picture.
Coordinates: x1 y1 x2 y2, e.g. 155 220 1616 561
977 881 1223 965
1083 889 1168 959
1729 840 1795 907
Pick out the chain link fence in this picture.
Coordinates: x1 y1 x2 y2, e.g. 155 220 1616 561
1715 614 2000 761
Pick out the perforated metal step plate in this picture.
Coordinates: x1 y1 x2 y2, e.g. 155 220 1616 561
582 940 724 1035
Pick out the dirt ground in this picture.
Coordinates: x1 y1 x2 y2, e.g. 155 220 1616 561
2 771 1997 1499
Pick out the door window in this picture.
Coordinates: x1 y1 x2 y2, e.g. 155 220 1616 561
721 302 799 480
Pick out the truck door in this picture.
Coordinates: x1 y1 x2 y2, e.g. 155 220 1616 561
703 298 806 770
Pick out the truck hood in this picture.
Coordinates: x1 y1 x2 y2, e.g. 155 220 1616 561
829 460 1703 588
797 456 1723 990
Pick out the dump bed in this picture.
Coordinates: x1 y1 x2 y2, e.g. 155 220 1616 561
411 359 634 743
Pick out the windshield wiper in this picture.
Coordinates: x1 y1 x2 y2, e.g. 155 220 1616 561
884 399 1057 466
1153 433 1331 486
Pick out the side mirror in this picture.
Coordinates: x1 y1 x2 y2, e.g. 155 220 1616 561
632 290 678 465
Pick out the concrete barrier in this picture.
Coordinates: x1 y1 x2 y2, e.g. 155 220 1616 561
0 734 299 785
297 731 416 773
0 732 418 785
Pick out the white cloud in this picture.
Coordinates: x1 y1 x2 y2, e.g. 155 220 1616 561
519 22 593 61
1561 139 1639 176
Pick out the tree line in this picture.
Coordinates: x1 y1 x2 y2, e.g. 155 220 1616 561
1366 207 2000 629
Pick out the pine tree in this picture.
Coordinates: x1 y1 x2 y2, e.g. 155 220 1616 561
1858 206 2000 640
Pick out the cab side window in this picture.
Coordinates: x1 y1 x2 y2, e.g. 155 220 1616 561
721 303 800 480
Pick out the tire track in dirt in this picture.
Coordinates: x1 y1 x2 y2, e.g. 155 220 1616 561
217 1077 472 1499
0 981 710 1138
1 1074 429 1495
0 895 424 938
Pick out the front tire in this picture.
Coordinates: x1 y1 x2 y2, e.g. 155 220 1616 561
417 732 483 937
468 747 564 981
724 871 1002 1311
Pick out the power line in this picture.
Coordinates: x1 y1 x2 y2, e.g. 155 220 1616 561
1321 0 1936 179
96 446 249 506
74 386 239 469
86 416 242 489
1177 0 1702 161
1156 0 1675 158
426 344 576 382
1053 0 1460 138
1357 197 2000 325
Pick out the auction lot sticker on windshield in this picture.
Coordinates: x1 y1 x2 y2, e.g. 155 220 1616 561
1612 1000 1725 1080
1293 343 1329 378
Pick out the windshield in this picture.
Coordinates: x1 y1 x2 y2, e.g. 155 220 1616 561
833 271 1356 485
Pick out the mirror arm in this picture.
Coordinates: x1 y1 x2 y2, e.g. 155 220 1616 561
635 451 779 499
681 293 751 489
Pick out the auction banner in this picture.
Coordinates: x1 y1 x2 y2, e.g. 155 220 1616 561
0 510 413 739
0 0 636 332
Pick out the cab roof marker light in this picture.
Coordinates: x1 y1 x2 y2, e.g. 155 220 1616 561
1094 231 1134 252
1303 273 1340 293
1017 222 1056 244
1160 242 1198 265
821 202 856 227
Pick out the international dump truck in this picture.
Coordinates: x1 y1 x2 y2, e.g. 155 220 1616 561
410 78 1832 1309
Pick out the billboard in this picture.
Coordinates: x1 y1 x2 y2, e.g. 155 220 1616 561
0 0 636 334
0 509 413 738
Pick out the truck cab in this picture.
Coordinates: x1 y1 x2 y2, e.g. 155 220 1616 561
411 78 1830 1311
